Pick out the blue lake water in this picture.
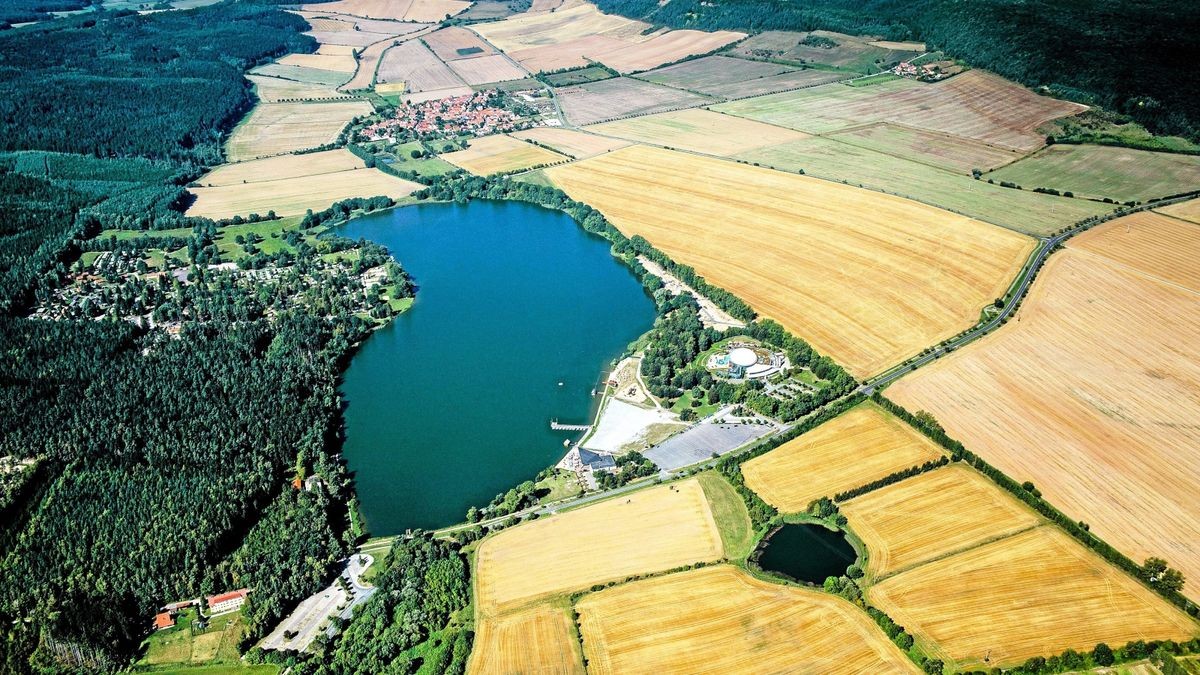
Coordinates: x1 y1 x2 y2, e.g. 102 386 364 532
337 200 656 534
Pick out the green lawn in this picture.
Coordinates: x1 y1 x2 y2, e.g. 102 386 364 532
696 471 754 561
137 609 260 673
670 390 719 419
535 469 583 503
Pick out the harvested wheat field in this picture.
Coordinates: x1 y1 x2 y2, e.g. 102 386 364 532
587 108 808 156
423 26 496 61
248 75 350 103
226 101 371 161
506 35 630 73
1158 197 1200 224
841 464 1040 578
511 127 631 158
340 36 404 91
441 135 567 175
445 54 527 85
474 479 723 615
735 135 1109 236
556 78 713 126
829 122 1024 173
468 603 584 675
317 43 357 56
577 565 919 674
469 2 649 53
716 70 1086 151
986 144 1200 202
888 211 1200 598
637 54 846 99
376 39 465 92
196 149 364 187
250 62 350 88
741 403 945 512
188 168 419 220
870 527 1199 668
276 51 357 73
300 0 468 21
587 29 744 74
545 145 1034 377
1158 196 1200 224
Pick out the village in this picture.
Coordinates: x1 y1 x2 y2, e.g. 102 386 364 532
361 89 542 142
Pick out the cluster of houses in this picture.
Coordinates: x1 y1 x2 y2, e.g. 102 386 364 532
891 59 961 81
151 589 250 631
363 90 526 141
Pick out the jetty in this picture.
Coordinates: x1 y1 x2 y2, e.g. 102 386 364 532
550 420 591 432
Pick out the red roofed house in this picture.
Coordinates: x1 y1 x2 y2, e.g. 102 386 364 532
206 589 250 615
153 612 175 631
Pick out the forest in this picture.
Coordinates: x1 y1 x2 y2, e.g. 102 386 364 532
0 3 398 672
592 0 1200 141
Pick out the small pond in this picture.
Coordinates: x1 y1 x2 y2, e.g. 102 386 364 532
756 523 858 583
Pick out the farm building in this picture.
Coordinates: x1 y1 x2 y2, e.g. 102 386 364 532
206 589 250 614
152 612 175 631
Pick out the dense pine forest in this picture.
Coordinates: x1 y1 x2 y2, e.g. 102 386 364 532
0 4 402 672
592 0 1200 141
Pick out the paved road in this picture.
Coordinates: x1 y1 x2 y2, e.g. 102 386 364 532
260 554 376 653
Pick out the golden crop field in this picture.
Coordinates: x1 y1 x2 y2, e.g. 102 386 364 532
474 479 724 615
468 603 584 675
300 0 468 22
510 127 631 158
247 75 348 103
586 108 809 156
577 565 919 674
545 145 1034 378
1157 196 1200 224
376 39 465 92
469 2 649 53
188 168 419 219
741 403 944 512
276 52 357 73
445 54 528 85
442 135 567 175
869 527 1199 668
196 149 364 187
423 26 496 61
586 29 745 74
888 211 1200 594
341 36 403 91
841 464 1040 578
226 101 371 160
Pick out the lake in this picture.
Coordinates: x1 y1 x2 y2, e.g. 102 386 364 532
337 200 656 534
756 523 858 583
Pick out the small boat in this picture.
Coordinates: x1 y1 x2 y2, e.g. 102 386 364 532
558 381 564 386
562 439 571 447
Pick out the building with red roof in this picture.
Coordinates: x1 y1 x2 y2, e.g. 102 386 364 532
206 588 250 614
153 612 175 631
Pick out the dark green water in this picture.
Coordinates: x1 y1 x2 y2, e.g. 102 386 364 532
337 200 656 535
757 524 857 583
